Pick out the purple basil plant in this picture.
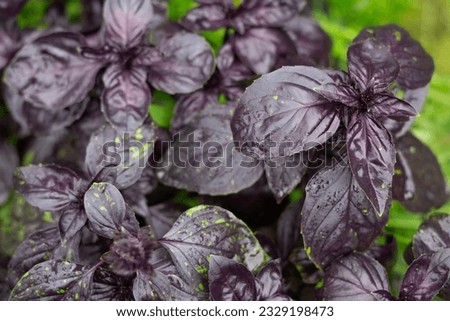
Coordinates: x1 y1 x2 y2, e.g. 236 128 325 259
0 0 449 302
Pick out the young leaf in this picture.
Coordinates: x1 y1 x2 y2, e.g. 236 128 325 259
10 260 96 301
5 32 104 110
148 32 215 95
400 249 450 301
209 255 257 301
354 24 434 89
302 161 389 268
102 226 155 276
103 0 153 50
16 165 85 212
157 103 264 195
84 182 126 238
347 113 395 215
160 205 266 293
232 66 341 159
102 64 151 132
323 253 391 301
347 39 399 92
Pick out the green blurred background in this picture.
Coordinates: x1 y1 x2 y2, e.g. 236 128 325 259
1 0 450 295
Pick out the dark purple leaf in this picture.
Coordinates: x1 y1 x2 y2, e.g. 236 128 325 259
347 113 395 215
255 259 289 300
144 202 185 239
347 39 399 92
158 103 264 195
232 66 341 159
133 270 171 300
5 32 104 110
383 85 430 138
400 249 450 301
255 232 280 261
302 161 389 268
103 0 153 50
4 85 88 136
393 132 449 213
160 205 266 293
367 234 397 269
313 83 359 108
0 0 27 21
122 205 141 236
170 90 217 133
233 0 297 32
91 269 134 301
182 4 228 32
369 94 416 120
140 248 206 300
209 255 257 301
209 177 288 227
354 24 434 89
276 200 303 261
85 123 156 190
102 64 151 132
0 140 19 204
102 226 155 276
323 253 391 301
284 16 332 66
148 32 215 94
16 165 85 212
217 43 254 82
413 214 450 257
196 0 233 5
7 227 61 288
59 207 88 243
392 149 415 202
10 260 96 301
0 24 22 70
121 166 158 215
84 182 126 238
232 28 297 75
265 154 307 203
